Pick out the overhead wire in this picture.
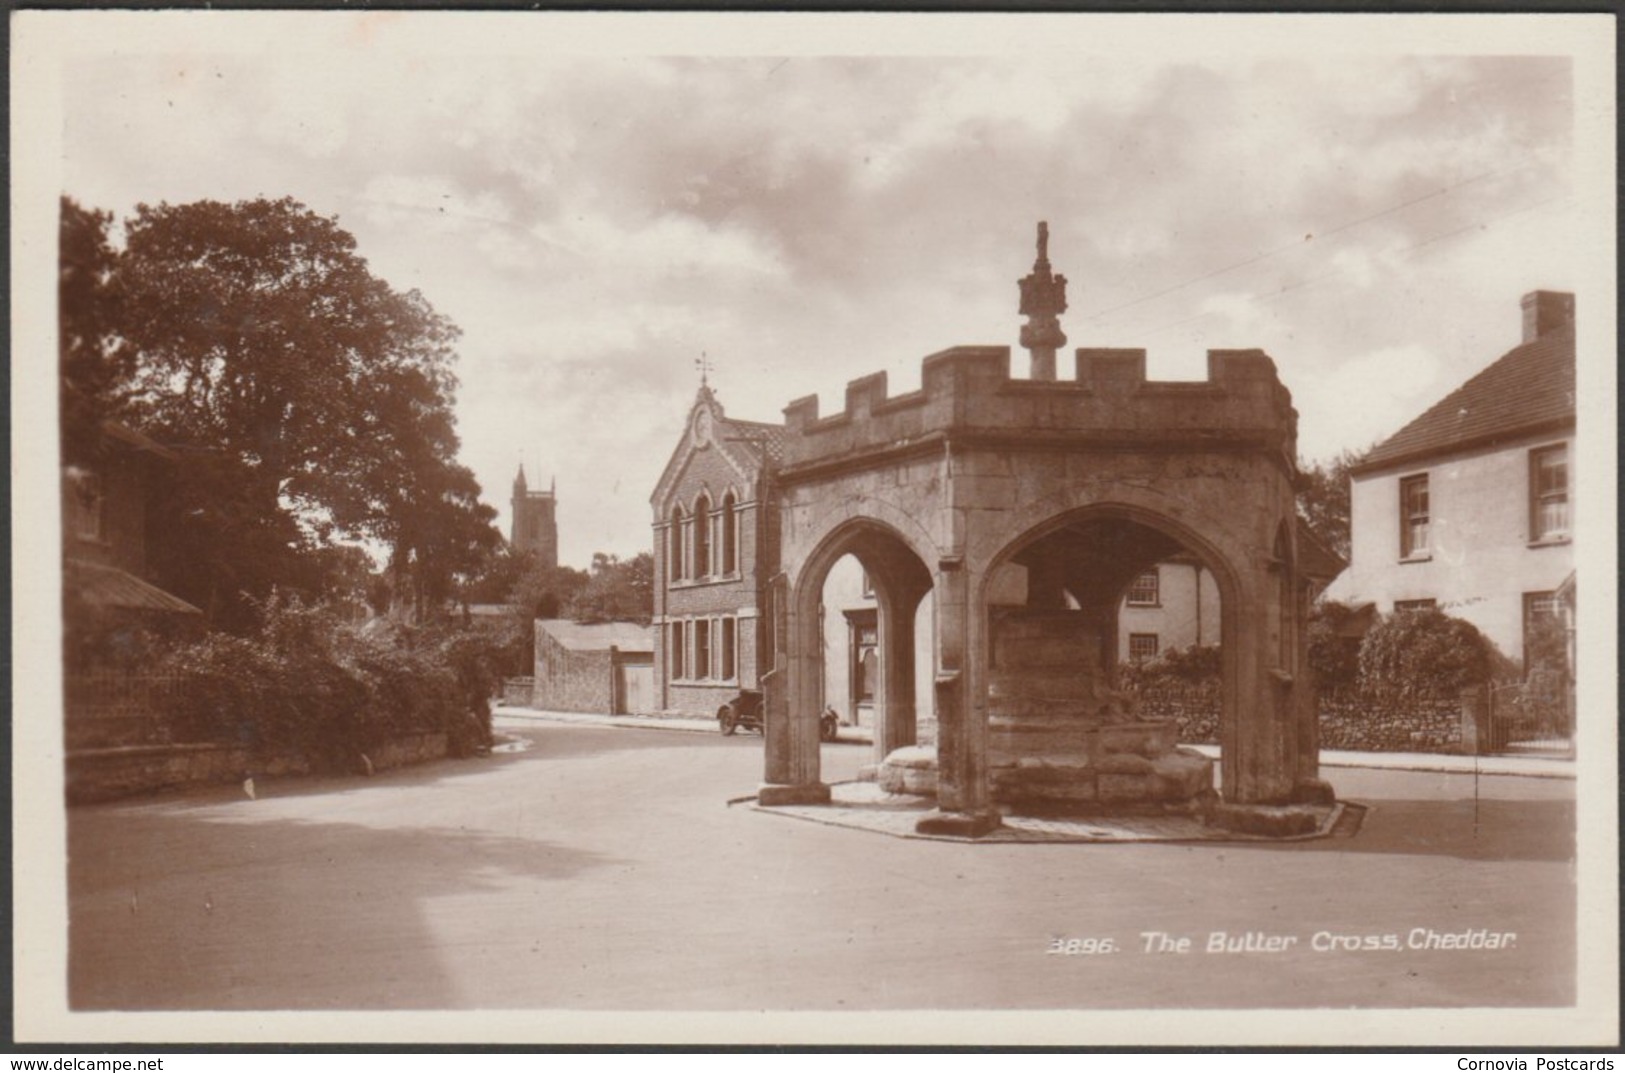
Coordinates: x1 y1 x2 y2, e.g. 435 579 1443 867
1082 161 1546 329
1107 188 1569 342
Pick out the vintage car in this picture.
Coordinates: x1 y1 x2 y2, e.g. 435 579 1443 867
718 690 839 742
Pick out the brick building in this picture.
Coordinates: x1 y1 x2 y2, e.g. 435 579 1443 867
649 387 783 717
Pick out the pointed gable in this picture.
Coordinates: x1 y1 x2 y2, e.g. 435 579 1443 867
650 387 776 514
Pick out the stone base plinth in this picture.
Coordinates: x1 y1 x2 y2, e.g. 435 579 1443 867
982 611 1214 813
757 782 831 807
1291 777 1337 805
877 745 939 795
915 808 1002 838
1208 801 1322 837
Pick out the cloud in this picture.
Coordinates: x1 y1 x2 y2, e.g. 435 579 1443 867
52 31 1588 564
1296 343 1444 463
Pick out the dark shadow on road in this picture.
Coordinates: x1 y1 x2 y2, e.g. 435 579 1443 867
68 801 622 1010
1220 796 1575 863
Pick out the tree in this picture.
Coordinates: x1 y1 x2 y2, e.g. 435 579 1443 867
59 198 137 465
511 559 589 621
565 552 653 624
1296 447 1365 563
65 195 502 626
1306 600 1363 693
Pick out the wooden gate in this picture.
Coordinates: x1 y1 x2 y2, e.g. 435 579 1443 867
616 658 654 715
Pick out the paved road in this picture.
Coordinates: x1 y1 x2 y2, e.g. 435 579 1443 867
67 722 1576 1013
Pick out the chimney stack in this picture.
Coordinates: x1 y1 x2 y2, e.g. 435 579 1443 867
1521 290 1575 343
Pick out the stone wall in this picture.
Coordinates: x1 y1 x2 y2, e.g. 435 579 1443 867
1318 694 1463 753
1128 681 1222 745
781 346 1293 466
66 732 449 805
1132 680 1464 753
501 676 535 706
532 630 613 713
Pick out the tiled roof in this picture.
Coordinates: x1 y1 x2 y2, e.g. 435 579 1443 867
102 420 178 460
1294 519 1347 581
721 417 786 466
65 558 201 615
1356 326 1575 473
536 619 653 652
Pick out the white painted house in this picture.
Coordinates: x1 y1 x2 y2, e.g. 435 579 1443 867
1115 555 1221 662
1325 291 1575 663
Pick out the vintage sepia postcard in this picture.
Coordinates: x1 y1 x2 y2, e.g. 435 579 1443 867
11 9 1618 1049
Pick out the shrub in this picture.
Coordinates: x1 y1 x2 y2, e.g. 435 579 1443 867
1307 601 1363 692
1356 606 1498 701
1523 611 1570 681
1118 644 1221 689
158 595 503 771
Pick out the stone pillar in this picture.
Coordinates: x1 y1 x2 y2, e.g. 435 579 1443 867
1459 685 1489 756
875 588 918 766
760 573 829 806
1292 575 1335 804
917 559 999 837
1219 576 1299 805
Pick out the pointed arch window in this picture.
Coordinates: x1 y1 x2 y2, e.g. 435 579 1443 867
669 506 686 582
721 492 738 575
693 493 712 579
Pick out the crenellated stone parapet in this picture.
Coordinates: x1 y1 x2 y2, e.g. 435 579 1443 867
780 345 1298 473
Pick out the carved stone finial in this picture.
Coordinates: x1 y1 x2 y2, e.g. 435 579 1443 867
1018 221 1068 380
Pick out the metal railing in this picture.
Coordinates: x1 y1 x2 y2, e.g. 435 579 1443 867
64 672 186 749
1485 676 1574 758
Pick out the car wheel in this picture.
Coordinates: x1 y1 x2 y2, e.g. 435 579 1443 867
719 705 737 736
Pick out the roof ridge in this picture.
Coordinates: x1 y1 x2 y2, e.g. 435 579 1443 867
1357 327 1574 471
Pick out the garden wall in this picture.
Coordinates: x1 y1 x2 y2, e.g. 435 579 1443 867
65 731 449 805
1132 682 1463 753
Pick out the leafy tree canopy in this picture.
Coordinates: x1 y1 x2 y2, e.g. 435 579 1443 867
1296 447 1366 564
565 551 654 625
60 195 501 627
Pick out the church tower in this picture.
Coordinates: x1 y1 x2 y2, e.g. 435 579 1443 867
510 465 559 569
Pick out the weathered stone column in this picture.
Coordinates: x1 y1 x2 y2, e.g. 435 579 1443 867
874 588 919 767
917 559 999 836
1459 685 1489 756
760 573 829 806
1292 574 1335 803
1221 569 1303 806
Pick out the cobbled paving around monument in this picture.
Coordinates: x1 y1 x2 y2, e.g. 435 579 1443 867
750 781 1341 843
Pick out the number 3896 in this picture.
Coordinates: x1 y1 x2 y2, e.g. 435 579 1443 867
1046 937 1118 955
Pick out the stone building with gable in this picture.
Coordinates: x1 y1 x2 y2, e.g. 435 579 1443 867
652 225 1336 835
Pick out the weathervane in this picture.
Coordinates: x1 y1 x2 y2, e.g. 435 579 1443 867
695 351 714 389
1018 221 1069 381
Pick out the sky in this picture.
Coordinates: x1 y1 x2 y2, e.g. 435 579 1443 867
26 11 1611 568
